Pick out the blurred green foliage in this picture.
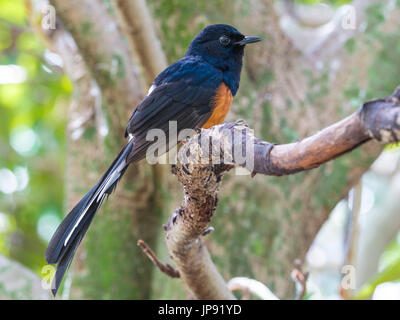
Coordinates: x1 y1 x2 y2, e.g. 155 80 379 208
355 240 400 299
0 0 70 275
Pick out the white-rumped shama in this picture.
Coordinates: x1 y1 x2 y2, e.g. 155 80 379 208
45 24 261 295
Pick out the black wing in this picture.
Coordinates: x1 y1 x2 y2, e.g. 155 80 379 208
126 80 220 162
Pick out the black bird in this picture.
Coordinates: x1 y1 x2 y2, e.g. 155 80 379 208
45 24 261 295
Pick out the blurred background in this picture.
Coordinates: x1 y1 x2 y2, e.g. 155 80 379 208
0 0 399 299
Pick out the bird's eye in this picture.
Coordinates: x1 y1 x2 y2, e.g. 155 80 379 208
219 35 230 46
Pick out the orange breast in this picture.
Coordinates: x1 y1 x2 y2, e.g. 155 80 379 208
202 83 233 129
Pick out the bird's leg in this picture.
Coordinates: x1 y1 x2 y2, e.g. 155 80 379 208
202 226 215 236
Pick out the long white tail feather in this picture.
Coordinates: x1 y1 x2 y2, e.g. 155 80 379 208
63 197 93 246
45 139 134 296
96 160 126 202
63 159 126 247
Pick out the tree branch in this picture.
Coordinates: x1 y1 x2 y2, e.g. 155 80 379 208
49 0 143 135
165 164 235 300
137 239 180 278
164 86 400 300
183 87 399 177
111 0 169 259
290 259 309 300
112 0 168 86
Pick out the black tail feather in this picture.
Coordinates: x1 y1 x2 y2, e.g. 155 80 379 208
45 139 134 296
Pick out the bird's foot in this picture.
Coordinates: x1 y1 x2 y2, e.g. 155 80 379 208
235 118 248 127
202 226 214 236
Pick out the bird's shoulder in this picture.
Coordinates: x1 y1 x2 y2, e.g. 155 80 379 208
153 56 223 89
124 57 223 138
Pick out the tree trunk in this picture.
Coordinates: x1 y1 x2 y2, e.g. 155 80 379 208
48 0 166 299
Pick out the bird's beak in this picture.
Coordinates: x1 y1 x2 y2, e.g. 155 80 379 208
234 36 262 46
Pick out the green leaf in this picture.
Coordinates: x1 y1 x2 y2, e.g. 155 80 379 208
355 254 400 299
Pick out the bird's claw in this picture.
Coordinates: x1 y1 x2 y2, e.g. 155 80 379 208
235 118 248 127
202 226 214 236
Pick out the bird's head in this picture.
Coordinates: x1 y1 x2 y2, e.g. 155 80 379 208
186 24 262 72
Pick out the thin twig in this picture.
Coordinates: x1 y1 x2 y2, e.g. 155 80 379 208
112 0 168 85
290 259 309 300
137 239 180 278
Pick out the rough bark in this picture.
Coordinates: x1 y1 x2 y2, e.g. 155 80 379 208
166 162 235 300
